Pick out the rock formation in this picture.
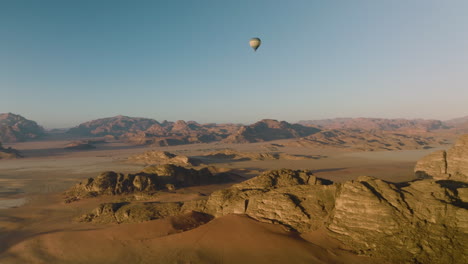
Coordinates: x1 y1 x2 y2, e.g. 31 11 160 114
123 122 239 146
415 134 468 181
67 115 240 146
200 149 322 161
64 165 231 202
224 119 320 143
0 142 22 159
127 151 202 166
0 113 45 142
327 176 467 264
79 201 185 224
79 164 468 263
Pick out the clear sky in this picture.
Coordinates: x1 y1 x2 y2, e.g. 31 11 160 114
1 0 467 128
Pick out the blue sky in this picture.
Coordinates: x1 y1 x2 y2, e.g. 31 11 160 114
1 0 467 128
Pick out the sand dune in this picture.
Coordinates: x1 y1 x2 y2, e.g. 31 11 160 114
2 214 382 264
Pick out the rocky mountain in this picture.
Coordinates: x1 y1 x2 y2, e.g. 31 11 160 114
298 117 446 133
125 121 240 145
63 116 463 148
79 167 468 264
0 113 45 142
224 119 320 143
0 142 22 159
67 115 159 137
415 134 468 181
291 128 444 151
68 116 241 146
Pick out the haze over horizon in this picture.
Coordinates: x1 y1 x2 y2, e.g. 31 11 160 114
1 0 467 128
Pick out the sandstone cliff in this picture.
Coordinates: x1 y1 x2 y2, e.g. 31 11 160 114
415 134 468 181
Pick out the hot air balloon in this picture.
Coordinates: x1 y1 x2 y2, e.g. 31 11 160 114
249 37 261 51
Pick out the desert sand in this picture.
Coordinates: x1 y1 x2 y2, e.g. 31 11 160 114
0 138 447 263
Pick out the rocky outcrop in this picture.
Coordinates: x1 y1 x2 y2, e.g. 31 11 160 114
64 165 232 202
414 150 448 179
415 134 468 181
201 169 335 232
293 129 442 151
200 149 322 162
79 202 184 224
224 119 320 143
127 151 202 166
327 176 467 264
79 166 468 263
0 142 22 159
0 113 45 142
141 164 225 187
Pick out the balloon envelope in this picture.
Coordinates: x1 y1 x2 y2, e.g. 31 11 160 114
249 37 261 51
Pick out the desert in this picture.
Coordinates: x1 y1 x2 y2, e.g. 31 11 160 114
1 113 467 263
2 2 468 263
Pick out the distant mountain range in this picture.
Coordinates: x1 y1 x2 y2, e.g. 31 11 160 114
1 113 467 149
298 118 447 132
67 115 160 137
289 129 446 151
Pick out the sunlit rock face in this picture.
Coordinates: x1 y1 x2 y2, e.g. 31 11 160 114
415 134 468 181
78 168 468 263
202 170 467 264
328 176 467 264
